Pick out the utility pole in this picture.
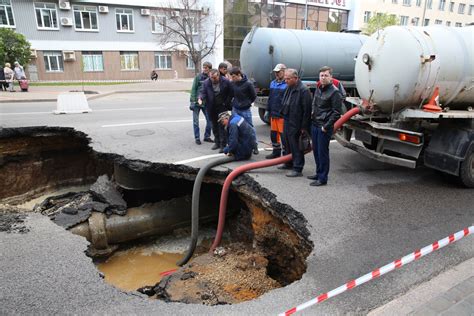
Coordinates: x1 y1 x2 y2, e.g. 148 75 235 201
421 0 428 25
304 0 308 29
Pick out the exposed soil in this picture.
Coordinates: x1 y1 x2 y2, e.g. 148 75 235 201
153 243 280 305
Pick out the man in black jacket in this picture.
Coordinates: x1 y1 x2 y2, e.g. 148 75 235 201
308 66 343 186
198 69 233 152
278 69 312 177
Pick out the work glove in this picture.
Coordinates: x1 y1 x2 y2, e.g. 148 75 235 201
223 146 229 154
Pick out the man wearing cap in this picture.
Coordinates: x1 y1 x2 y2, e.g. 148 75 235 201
218 111 256 161
265 63 287 159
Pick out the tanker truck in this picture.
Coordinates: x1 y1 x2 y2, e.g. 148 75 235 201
240 27 368 123
335 25 474 187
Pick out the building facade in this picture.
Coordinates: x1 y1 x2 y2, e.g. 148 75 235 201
350 0 473 30
223 0 352 66
1 0 472 81
2 0 205 81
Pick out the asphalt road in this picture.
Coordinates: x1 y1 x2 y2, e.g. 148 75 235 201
1 92 473 315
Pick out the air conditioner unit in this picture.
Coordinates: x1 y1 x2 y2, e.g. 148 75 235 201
60 17 73 26
63 51 76 61
59 1 71 10
30 49 37 58
201 6 209 15
98 6 109 13
141 9 151 16
171 10 180 18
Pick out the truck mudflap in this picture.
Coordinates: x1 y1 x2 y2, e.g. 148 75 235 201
333 133 417 169
423 119 474 177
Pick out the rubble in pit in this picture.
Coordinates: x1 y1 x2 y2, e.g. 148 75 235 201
0 205 30 233
145 243 281 305
34 175 127 229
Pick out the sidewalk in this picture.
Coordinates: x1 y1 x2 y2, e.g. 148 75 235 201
370 257 474 315
0 79 193 103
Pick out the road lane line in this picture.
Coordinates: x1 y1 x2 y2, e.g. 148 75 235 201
1 107 165 116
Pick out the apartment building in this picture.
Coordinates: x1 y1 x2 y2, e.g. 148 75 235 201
1 0 215 81
350 0 473 30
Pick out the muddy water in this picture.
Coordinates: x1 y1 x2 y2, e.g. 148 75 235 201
97 247 182 292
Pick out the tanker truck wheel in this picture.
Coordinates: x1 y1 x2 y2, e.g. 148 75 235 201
459 146 474 188
258 108 270 125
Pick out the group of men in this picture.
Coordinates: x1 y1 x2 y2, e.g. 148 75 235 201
190 61 343 186
190 61 258 161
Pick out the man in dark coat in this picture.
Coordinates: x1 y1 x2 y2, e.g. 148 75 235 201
198 69 233 153
278 68 312 177
218 111 256 161
229 67 259 155
0 67 6 91
190 61 213 145
308 66 343 186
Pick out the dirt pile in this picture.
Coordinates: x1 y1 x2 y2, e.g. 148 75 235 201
0 205 29 233
150 243 280 305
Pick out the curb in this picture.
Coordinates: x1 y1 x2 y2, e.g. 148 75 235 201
0 89 190 103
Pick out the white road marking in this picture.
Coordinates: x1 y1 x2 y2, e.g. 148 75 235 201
1 107 165 116
174 147 269 165
102 115 260 128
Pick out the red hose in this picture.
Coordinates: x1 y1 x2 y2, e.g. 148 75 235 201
210 107 360 252
209 154 292 252
334 107 360 131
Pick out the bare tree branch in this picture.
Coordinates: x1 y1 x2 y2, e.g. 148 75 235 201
155 0 222 75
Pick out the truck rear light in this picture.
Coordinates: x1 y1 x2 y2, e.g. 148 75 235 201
398 133 421 144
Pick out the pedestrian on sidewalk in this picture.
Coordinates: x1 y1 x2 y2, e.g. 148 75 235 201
13 62 26 80
308 66 343 186
198 69 233 153
190 61 213 145
278 68 312 177
0 67 6 91
265 63 287 159
4 63 15 92
229 67 259 155
218 111 256 161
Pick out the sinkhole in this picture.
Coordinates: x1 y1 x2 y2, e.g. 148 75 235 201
0 126 313 305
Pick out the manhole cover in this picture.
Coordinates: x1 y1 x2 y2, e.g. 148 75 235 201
127 129 155 137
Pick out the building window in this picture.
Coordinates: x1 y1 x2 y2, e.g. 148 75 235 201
392 0 398 3
416 0 422 6
439 0 446 10
185 17 198 35
152 15 166 33
363 11 371 23
455 22 462 26
0 0 15 27
120 51 139 70
154 52 172 69
82 51 104 72
446 21 451 26
435 19 443 24
116 8 134 32
43 51 64 72
412 17 420 25
427 0 433 9
424 18 430 25
469 5 474 15
73 5 98 31
449 2 455 11
400 15 409 25
186 56 194 69
458 3 465 13
34 3 58 29
403 0 411 6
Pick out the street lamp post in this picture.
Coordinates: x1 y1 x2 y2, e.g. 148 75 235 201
304 0 308 29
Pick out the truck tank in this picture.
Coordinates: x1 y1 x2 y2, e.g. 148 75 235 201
240 27 367 89
355 25 474 113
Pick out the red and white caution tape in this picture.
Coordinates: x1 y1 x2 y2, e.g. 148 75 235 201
280 226 473 316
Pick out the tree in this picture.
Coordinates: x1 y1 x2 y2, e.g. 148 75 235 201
157 0 222 75
363 13 399 35
0 28 31 68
